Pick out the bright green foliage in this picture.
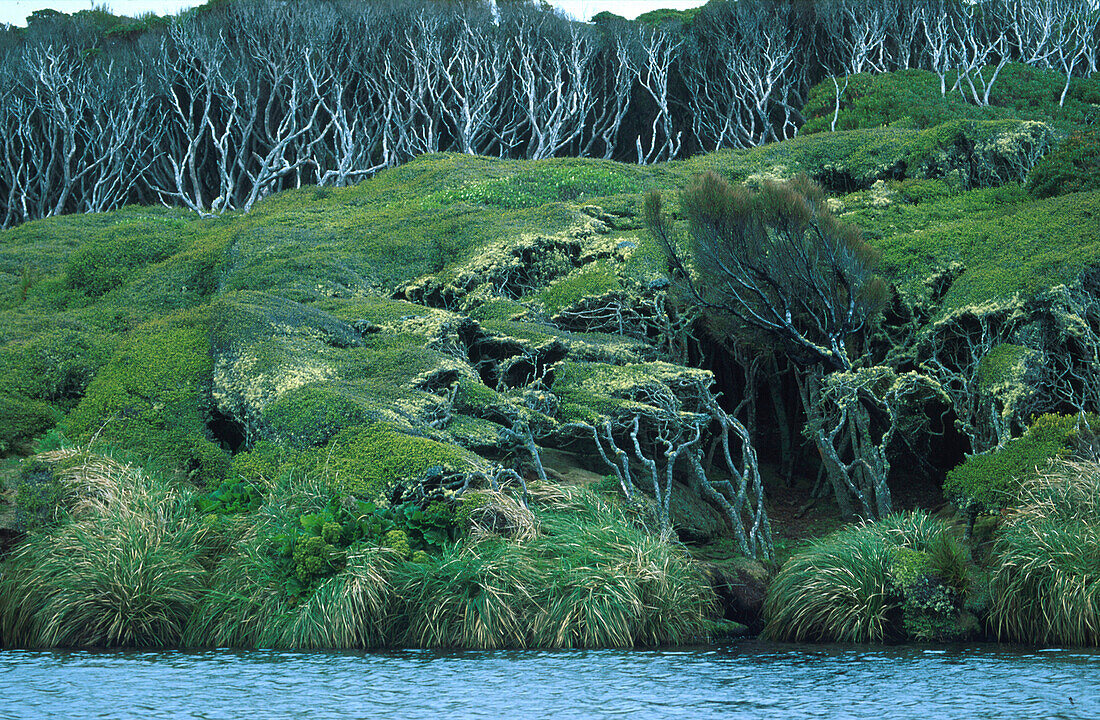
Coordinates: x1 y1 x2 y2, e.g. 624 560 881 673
0 324 111 410
195 478 263 515
0 395 58 456
536 261 623 316
65 223 183 298
431 160 643 209
382 529 412 560
976 344 1037 391
315 423 478 499
764 513 973 643
261 386 368 450
1027 128 1100 199
392 501 459 554
292 533 346 587
803 65 1100 135
453 378 505 415
866 189 1100 312
253 488 460 599
679 119 1050 194
990 462 1100 645
944 414 1098 517
635 7 699 26
63 306 230 485
803 70 996 134
467 297 530 323
218 155 594 299
230 440 290 484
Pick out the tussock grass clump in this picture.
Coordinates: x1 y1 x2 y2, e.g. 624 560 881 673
763 513 963 643
2 455 711 650
463 489 540 541
184 474 404 650
990 461 1100 646
184 532 403 650
0 464 206 648
398 487 714 649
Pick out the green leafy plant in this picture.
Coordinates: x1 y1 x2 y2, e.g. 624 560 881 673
888 539 970 641
944 413 1099 521
195 478 264 516
1027 127 1100 199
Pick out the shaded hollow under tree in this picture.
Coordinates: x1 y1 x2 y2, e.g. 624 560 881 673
646 173 909 519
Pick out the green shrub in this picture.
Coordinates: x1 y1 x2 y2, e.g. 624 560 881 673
1027 128 1100 199
868 188 1100 313
316 423 478 499
261 385 368 450
184 476 454 648
184 537 403 650
802 70 992 134
230 440 291 484
11 459 67 529
62 306 229 485
0 394 58 456
0 325 111 408
64 223 183 298
536 261 623 316
763 513 972 643
989 461 1100 645
803 65 1100 136
944 414 1098 518
434 161 642 210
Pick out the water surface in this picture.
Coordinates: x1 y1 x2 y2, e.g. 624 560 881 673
0 642 1095 719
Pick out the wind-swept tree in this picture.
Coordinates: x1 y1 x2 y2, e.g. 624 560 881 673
646 172 886 372
646 173 927 519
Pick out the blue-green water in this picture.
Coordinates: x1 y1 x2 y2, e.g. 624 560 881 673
0 642 1096 719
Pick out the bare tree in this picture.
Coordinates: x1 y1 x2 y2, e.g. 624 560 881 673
684 1 804 150
509 11 599 159
819 0 891 75
1052 0 1100 106
949 0 1011 106
625 25 682 164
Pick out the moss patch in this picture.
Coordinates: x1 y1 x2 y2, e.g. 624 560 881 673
313 423 481 498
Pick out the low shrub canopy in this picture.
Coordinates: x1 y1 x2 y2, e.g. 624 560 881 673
944 414 1099 517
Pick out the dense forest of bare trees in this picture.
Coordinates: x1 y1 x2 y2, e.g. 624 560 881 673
0 0 1097 226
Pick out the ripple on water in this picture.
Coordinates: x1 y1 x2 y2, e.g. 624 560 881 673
0 642 1097 720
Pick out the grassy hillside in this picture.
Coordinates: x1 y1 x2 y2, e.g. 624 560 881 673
2 76 1099 648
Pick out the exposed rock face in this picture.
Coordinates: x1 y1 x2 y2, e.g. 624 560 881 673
669 481 727 543
701 559 772 633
